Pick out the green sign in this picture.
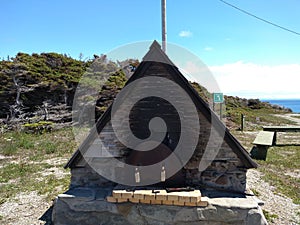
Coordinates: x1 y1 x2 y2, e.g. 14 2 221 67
213 93 224 103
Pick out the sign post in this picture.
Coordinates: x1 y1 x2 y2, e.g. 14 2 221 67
213 93 224 120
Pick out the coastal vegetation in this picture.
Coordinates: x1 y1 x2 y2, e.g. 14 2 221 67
0 52 299 224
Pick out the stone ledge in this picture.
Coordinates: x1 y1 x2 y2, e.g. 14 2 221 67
53 188 268 225
208 196 258 209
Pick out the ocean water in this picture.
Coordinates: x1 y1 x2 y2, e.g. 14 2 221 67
262 99 300 113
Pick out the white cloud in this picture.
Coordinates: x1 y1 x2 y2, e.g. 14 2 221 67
177 61 222 94
204 47 213 51
209 62 300 99
179 30 193 38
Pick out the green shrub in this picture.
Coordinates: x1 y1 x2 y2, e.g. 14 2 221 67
23 121 54 134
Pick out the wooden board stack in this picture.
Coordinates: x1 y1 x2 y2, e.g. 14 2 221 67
106 189 208 207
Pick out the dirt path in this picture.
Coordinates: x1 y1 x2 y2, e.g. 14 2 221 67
275 113 300 125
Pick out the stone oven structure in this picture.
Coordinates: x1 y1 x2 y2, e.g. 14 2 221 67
52 41 267 225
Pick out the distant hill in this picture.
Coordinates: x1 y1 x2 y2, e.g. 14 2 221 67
0 52 291 132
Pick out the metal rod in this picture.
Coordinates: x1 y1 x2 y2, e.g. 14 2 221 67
161 0 167 53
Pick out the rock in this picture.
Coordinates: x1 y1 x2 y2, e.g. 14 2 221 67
52 188 268 225
246 208 268 225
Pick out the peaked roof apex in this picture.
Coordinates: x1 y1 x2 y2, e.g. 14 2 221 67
142 40 175 66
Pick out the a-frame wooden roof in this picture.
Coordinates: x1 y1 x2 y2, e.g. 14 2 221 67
65 41 257 169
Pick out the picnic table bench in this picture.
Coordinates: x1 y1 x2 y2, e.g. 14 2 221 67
263 126 300 145
251 131 275 160
251 126 300 160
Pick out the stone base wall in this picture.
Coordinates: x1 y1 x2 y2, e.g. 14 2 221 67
72 124 248 192
52 188 267 225
70 163 247 193
70 165 114 189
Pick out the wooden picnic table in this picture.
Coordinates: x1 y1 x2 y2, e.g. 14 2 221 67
251 126 300 160
253 131 274 146
263 126 300 145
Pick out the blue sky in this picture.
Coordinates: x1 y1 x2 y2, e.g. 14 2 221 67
1 0 300 99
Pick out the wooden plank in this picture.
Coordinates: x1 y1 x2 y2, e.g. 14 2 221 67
112 190 123 198
133 190 147 200
122 191 134 199
132 190 157 201
106 196 117 203
173 200 185 206
117 198 128 203
151 200 162 205
110 189 203 207
162 200 174 205
144 190 156 200
263 126 300 132
178 192 191 203
185 202 197 207
167 192 179 201
253 131 274 146
189 190 201 203
112 190 133 199
197 197 209 207
129 198 140 203
155 190 168 201
140 199 151 204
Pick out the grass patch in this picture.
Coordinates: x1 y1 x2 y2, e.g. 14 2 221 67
263 209 279 223
35 173 71 201
0 160 69 202
0 168 71 204
227 108 296 131
0 162 45 183
0 128 76 160
0 133 35 156
232 126 300 205
251 188 260 197
257 146 300 204
0 128 75 204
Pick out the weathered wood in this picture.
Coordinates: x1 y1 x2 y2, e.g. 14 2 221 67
253 131 274 146
250 145 268 161
70 190 208 208
106 196 117 203
262 126 300 146
251 131 275 160
150 199 162 205
263 126 300 132
108 189 204 206
162 200 174 205
197 197 209 207
155 190 168 200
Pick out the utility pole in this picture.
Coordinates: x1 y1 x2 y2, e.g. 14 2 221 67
162 0 167 53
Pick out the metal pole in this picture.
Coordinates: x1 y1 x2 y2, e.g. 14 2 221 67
162 0 167 53
220 103 222 120
241 114 245 131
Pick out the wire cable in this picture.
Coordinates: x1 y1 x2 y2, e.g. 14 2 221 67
218 0 300 36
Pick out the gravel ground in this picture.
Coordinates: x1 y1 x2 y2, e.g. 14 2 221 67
0 170 298 225
247 169 300 225
0 191 52 225
0 114 299 224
